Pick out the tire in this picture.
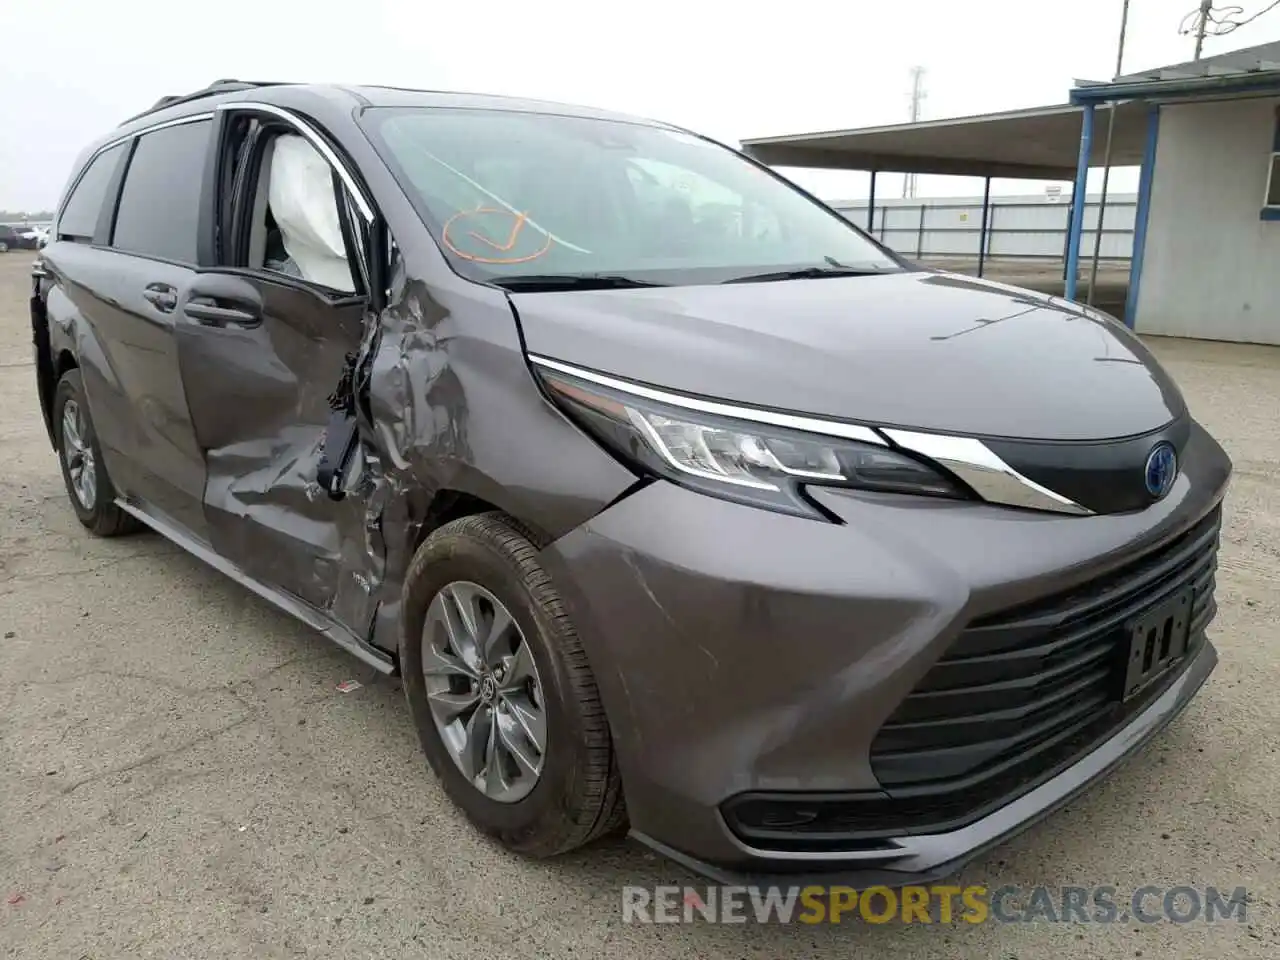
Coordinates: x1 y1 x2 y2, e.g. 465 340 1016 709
53 370 141 537
0 241 9 253
400 511 626 857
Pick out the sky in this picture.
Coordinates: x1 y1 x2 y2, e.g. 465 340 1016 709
2 0 1278 212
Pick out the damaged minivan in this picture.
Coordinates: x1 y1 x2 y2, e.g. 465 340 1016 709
31 80 1230 884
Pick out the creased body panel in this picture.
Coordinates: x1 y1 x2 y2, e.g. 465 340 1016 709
175 278 380 631
357 275 639 655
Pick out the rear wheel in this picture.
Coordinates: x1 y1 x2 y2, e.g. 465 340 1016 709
53 370 141 537
400 512 625 857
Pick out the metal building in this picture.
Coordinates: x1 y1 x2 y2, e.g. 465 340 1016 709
743 41 1280 346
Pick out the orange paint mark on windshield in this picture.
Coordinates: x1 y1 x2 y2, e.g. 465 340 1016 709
442 207 553 264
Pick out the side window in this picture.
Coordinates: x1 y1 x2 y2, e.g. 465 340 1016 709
112 119 212 263
241 132 357 294
1265 106 1280 215
57 142 127 242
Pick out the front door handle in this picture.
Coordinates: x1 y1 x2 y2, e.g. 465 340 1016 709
185 297 261 328
181 275 263 328
142 282 178 313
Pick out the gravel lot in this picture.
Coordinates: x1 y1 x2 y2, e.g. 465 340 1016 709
1 251 1278 958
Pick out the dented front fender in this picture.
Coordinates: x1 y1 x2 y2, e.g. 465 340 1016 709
360 271 639 654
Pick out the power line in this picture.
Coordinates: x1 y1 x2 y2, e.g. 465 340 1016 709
1179 1 1280 58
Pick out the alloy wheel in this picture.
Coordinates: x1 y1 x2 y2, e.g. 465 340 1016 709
61 399 97 510
421 580 547 803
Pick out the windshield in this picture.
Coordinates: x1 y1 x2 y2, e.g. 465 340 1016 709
360 106 903 287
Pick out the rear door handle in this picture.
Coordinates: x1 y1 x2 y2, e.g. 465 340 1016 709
142 282 178 313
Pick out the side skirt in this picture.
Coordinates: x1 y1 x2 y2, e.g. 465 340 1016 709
115 498 397 675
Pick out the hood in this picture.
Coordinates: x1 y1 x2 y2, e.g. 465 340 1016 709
510 270 1186 442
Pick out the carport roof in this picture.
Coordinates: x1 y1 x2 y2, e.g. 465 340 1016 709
1073 40 1280 102
740 100 1152 181
741 42 1280 181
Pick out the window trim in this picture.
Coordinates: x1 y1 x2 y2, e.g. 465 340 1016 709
1262 108 1280 221
208 113 263 266
218 102 374 224
94 138 137 246
1264 153 1280 214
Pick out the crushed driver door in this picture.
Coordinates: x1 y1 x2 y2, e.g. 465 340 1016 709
173 109 387 646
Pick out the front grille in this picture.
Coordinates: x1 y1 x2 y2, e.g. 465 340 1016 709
723 505 1221 852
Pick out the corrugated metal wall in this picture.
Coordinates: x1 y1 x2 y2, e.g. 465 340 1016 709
832 195 1137 261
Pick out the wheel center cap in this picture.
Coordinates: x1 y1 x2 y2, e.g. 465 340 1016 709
478 675 497 703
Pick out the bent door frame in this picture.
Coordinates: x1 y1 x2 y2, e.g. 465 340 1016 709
178 102 396 658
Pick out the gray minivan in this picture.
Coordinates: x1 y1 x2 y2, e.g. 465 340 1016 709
31 80 1230 884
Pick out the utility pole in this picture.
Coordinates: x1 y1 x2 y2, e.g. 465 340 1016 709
1193 0 1213 59
1086 0 1131 305
903 66 926 198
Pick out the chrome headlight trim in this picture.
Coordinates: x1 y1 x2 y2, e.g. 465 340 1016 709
529 355 1091 516
881 429 1093 516
528 355 888 446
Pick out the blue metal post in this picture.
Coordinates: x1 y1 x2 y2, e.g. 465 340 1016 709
1064 104 1095 301
867 170 878 232
1124 105 1161 328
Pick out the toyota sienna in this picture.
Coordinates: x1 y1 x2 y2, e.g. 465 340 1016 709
30 80 1231 884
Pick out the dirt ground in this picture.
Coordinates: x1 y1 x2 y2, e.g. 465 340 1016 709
1 251 1278 958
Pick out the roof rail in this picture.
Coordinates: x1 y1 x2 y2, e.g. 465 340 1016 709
118 79 286 127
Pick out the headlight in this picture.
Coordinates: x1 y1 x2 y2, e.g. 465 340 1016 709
531 357 971 520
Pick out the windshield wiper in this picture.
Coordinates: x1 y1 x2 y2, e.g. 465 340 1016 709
490 274 667 292
721 265 893 284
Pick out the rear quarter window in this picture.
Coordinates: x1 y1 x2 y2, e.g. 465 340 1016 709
57 142 128 242
111 118 212 263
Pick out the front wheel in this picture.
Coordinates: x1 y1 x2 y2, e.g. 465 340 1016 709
400 512 625 857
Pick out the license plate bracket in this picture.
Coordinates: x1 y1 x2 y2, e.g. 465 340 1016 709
1122 587 1194 701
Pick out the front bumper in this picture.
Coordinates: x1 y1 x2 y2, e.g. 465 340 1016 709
634 638 1216 887
538 420 1230 883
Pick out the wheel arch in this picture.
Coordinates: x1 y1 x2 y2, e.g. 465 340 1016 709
414 482 554 557
365 470 588 662
30 281 69 448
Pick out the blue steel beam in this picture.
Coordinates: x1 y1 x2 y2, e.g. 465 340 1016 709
1124 104 1161 328
1064 104 1095 301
